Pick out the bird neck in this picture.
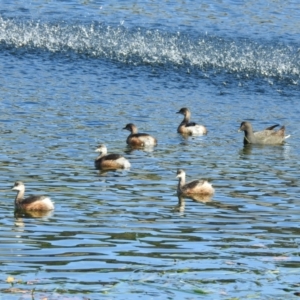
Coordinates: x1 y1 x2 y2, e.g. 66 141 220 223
130 126 138 134
182 112 191 124
177 176 186 191
100 148 108 155
96 153 105 160
243 126 255 144
14 189 25 205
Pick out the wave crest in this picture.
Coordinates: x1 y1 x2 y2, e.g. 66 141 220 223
1 16 299 81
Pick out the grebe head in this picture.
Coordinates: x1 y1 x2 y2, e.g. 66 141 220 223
95 144 107 154
176 169 186 179
12 181 25 192
123 123 136 133
176 107 190 116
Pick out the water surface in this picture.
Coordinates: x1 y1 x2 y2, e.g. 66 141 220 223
0 1 300 299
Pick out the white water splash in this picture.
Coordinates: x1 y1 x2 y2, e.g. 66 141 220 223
0 16 299 81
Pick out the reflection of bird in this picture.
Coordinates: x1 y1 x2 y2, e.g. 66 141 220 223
176 169 214 196
15 210 54 218
176 107 207 135
175 196 185 212
12 181 54 211
176 194 212 212
238 121 290 145
94 144 130 170
123 123 157 147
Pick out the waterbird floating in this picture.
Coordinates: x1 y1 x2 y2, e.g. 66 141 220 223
12 181 54 211
123 123 157 147
238 121 290 145
176 169 214 196
95 144 131 170
176 107 207 135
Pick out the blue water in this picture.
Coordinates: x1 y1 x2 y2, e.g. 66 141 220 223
1 1 300 299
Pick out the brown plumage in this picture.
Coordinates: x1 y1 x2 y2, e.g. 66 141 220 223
12 181 54 211
123 123 157 147
94 144 131 170
176 169 214 196
176 107 207 135
238 121 290 145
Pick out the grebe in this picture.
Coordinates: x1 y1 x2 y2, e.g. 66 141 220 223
176 169 214 196
123 123 157 147
12 181 54 211
95 144 131 170
176 107 207 135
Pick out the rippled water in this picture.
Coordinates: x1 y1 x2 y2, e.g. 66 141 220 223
1 1 300 299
